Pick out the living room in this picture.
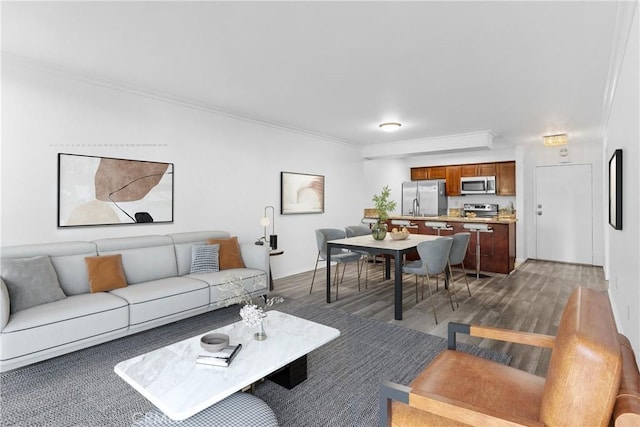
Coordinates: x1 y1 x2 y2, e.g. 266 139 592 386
1 1 639 425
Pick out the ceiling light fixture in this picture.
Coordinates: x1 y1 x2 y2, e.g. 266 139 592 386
543 133 568 146
379 122 402 132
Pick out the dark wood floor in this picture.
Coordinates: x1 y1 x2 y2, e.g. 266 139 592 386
272 259 607 376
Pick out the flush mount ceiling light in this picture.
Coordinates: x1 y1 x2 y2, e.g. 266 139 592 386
379 122 402 132
543 133 568 146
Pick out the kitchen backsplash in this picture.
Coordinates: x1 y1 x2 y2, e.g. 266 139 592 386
448 195 516 211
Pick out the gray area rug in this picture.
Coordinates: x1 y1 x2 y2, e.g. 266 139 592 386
0 299 511 426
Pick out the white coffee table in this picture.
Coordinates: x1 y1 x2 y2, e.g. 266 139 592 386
114 310 340 421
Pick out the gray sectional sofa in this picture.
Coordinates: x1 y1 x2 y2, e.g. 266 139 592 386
0 230 269 372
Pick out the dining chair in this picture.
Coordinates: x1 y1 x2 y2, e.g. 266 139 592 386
346 225 383 288
310 228 362 299
402 237 455 324
448 232 472 297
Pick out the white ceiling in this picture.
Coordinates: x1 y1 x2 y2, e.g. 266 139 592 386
1 1 623 148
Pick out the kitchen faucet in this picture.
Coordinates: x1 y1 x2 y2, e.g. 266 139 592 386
412 198 420 216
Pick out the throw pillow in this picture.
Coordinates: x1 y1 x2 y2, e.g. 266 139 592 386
1 255 67 313
190 243 220 274
207 236 245 269
85 254 128 293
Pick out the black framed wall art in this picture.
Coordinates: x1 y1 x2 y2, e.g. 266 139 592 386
58 153 174 227
608 149 622 230
280 171 324 215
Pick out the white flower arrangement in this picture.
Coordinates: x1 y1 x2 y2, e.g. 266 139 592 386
239 304 266 327
218 274 284 326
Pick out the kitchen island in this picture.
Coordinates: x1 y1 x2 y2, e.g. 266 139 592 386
384 215 516 275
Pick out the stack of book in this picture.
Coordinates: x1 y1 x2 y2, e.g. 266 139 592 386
196 344 242 367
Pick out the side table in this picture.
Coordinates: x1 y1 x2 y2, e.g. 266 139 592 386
268 249 284 290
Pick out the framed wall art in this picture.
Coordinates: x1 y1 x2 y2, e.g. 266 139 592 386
58 153 174 227
280 171 324 215
608 149 622 230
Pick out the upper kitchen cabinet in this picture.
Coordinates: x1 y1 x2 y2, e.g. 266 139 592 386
410 166 446 180
411 161 515 196
461 163 496 177
445 166 461 196
496 161 516 195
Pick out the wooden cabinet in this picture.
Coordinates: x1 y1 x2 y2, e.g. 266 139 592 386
427 166 446 179
410 167 427 180
460 164 478 177
412 161 515 196
455 222 515 274
461 163 496 177
445 166 461 196
410 166 446 180
409 219 515 274
478 163 496 176
496 161 516 196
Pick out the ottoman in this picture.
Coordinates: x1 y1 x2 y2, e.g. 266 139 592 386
132 392 279 426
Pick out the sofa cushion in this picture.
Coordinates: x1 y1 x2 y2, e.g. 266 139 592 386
85 254 128 293
168 231 231 276
1 241 97 296
207 237 245 270
190 244 220 274
1 255 67 313
109 277 209 326
94 235 178 284
0 292 128 361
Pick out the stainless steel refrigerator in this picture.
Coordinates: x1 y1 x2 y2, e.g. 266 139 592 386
401 180 448 216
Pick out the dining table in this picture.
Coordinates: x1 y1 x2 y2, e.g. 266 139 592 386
326 233 440 320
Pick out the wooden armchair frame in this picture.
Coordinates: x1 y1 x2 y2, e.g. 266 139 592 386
379 322 556 427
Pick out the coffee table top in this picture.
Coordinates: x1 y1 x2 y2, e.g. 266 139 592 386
114 310 340 420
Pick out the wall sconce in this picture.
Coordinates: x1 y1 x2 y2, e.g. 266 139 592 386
259 205 277 250
543 133 568 146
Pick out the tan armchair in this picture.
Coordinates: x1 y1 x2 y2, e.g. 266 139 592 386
379 287 640 426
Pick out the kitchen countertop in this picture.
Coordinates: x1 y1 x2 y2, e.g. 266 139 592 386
385 215 517 224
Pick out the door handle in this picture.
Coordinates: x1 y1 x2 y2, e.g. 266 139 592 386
537 211 542 216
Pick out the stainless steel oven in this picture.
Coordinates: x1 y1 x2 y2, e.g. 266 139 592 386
460 176 496 195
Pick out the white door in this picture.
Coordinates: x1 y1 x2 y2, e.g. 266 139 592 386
535 164 593 264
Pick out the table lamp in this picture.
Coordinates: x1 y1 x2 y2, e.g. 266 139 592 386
260 205 277 250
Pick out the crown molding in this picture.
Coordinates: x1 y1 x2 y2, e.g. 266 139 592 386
362 130 495 160
600 0 638 135
2 52 356 147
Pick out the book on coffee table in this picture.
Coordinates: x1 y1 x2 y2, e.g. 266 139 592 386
196 344 242 367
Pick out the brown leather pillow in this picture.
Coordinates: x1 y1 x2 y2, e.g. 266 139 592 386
206 236 245 269
85 254 128 293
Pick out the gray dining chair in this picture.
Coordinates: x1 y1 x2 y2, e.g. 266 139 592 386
310 228 362 299
449 232 472 297
402 237 455 324
345 225 381 287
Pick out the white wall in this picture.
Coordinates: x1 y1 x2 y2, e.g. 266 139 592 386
603 8 639 353
0 60 365 279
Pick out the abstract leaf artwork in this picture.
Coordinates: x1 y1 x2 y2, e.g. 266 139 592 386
58 153 174 227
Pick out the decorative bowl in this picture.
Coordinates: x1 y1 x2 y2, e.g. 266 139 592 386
390 231 410 241
200 333 229 352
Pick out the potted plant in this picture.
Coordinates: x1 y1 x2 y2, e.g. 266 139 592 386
371 185 397 240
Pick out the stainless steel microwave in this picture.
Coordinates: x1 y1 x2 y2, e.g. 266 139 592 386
460 176 496 195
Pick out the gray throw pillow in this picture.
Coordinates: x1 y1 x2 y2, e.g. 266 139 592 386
190 244 220 274
1 255 67 313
